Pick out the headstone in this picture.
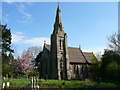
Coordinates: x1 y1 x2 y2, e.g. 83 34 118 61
31 77 34 88
2 83 5 89
31 76 39 88
6 82 10 87
36 77 39 88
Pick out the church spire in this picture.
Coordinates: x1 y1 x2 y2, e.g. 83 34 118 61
54 3 63 26
53 3 64 34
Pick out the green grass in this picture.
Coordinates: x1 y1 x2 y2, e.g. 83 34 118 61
0 79 2 87
2 78 120 88
2 78 31 88
38 79 120 88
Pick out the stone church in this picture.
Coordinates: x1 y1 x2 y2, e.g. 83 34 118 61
36 4 97 80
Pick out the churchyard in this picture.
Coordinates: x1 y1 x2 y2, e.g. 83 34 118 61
1 2 120 89
1 24 120 89
1 78 120 89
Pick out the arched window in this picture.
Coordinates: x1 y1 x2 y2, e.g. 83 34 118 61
74 65 76 74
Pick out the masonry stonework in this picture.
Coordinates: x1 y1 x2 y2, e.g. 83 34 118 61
36 4 97 80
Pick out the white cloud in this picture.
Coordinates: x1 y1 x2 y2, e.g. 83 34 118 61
12 32 50 47
11 32 25 43
16 3 32 24
23 37 50 46
13 31 24 35
12 32 106 53
2 3 32 24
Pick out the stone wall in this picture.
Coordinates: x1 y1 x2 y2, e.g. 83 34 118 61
69 64 89 80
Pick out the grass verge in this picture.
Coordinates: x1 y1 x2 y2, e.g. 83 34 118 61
2 78 31 88
38 79 120 88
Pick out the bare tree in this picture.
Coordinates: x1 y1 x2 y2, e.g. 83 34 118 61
108 33 120 52
27 46 42 59
95 51 102 61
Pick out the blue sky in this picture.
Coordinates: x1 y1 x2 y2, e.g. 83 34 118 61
2 2 118 56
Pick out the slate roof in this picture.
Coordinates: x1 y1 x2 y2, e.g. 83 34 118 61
68 47 87 63
44 44 96 64
83 52 96 63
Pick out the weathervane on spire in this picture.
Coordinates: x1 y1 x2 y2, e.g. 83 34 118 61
58 0 60 5
58 0 60 7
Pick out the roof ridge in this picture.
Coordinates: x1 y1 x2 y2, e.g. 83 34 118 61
79 48 89 64
44 44 81 49
83 51 93 53
68 47 80 49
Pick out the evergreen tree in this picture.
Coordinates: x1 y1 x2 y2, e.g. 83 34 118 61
101 50 120 83
0 24 14 55
0 24 14 77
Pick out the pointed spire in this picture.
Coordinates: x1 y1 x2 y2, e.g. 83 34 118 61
53 2 65 34
58 0 60 5
55 2 62 25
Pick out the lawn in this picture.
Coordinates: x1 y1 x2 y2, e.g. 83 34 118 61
2 78 120 89
2 78 31 88
38 79 120 88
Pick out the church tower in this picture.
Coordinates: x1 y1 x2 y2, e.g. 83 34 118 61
50 3 70 80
